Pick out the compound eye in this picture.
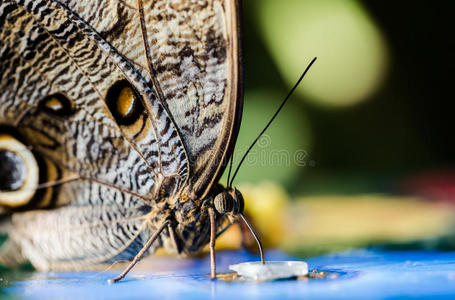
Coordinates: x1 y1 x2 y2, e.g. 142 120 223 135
214 192 234 214
233 188 245 214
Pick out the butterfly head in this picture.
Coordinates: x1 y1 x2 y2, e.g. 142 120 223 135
213 188 244 217
213 187 265 264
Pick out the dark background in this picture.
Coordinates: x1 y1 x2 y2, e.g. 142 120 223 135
231 1 454 195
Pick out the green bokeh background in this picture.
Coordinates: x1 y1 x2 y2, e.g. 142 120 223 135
225 0 454 194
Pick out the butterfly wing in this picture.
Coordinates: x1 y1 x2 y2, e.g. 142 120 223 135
0 0 188 269
61 0 243 199
55 0 244 254
0 0 242 269
138 0 243 199
9 182 156 270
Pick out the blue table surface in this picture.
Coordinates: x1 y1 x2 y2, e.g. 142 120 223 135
1 248 455 300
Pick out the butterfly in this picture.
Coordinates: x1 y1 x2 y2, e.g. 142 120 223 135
0 0 261 281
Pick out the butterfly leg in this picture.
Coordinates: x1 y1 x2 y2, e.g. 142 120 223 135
209 207 217 280
167 222 182 254
109 219 171 283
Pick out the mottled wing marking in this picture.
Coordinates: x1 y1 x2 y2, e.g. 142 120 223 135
0 0 242 268
0 0 188 196
0 0 189 267
61 0 149 73
60 0 243 199
10 181 160 271
140 0 242 199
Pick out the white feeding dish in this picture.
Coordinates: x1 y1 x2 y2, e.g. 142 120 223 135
229 261 308 281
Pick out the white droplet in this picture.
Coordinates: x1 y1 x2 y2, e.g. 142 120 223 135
229 261 308 281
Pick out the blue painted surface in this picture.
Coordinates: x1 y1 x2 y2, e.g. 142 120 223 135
2 249 455 300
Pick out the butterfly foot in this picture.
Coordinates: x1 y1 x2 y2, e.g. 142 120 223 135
107 275 123 284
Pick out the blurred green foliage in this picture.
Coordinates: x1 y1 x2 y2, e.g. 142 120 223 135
222 89 311 187
256 0 388 107
234 0 454 190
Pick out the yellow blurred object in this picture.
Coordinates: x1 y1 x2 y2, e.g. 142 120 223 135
240 182 289 247
215 188 455 255
212 222 244 250
283 195 455 253
215 182 289 249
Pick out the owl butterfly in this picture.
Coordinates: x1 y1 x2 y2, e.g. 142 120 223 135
0 0 318 281
0 0 258 281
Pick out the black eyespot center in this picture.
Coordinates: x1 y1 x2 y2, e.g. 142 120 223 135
0 126 56 209
0 150 26 191
39 93 75 117
106 80 144 126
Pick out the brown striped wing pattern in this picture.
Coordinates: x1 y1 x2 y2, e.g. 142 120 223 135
0 0 242 270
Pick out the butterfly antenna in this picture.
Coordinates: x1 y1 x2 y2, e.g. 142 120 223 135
226 155 234 187
229 57 317 187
